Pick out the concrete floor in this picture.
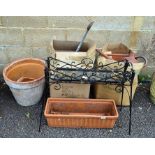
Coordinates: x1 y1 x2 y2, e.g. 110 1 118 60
0 84 155 138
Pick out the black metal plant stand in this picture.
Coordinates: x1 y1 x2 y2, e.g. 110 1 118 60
39 56 135 135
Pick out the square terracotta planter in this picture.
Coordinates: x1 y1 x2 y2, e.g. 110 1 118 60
50 83 90 98
94 76 138 106
44 98 118 128
95 43 145 106
49 40 96 98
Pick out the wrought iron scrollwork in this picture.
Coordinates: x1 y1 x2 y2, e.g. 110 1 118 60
47 57 134 91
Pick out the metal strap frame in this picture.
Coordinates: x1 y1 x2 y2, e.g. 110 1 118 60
39 56 135 135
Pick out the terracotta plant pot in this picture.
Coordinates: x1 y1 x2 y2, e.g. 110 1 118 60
44 98 118 128
3 58 45 106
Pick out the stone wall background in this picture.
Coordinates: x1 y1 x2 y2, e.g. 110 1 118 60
0 16 155 75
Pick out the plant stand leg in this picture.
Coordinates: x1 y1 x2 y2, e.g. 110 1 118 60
129 71 135 135
38 98 44 132
120 84 124 111
129 84 133 135
39 64 49 132
39 87 47 132
120 60 129 111
38 82 47 132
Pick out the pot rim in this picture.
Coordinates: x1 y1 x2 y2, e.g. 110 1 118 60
44 98 119 118
3 58 45 84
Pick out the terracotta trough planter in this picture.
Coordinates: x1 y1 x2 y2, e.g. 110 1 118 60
44 98 118 128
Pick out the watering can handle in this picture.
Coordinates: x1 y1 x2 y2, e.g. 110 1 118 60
135 56 147 68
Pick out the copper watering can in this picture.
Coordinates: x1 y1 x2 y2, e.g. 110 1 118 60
96 48 147 66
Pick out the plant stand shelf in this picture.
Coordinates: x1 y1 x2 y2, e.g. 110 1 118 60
39 56 135 135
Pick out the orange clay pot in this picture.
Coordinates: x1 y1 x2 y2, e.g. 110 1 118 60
3 58 45 106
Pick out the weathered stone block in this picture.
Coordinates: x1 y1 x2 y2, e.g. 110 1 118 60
135 31 154 52
1 16 48 28
0 64 5 74
66 28 130 47
141 16 155 30
48 16 133 30
66 28 85 41
67 28 110 47
49 28 67 41
5 46 32 62
0 17 2 26
87 30 110 47
0 47 9 64
32 47 50 59
134 32 155 72
90 16 133 31
107 30 131 46
0 28 23 46
48 16 90 28
24 28 66 47
24 28 50 47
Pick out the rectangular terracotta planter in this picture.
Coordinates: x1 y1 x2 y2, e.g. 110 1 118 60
44 98 118 128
